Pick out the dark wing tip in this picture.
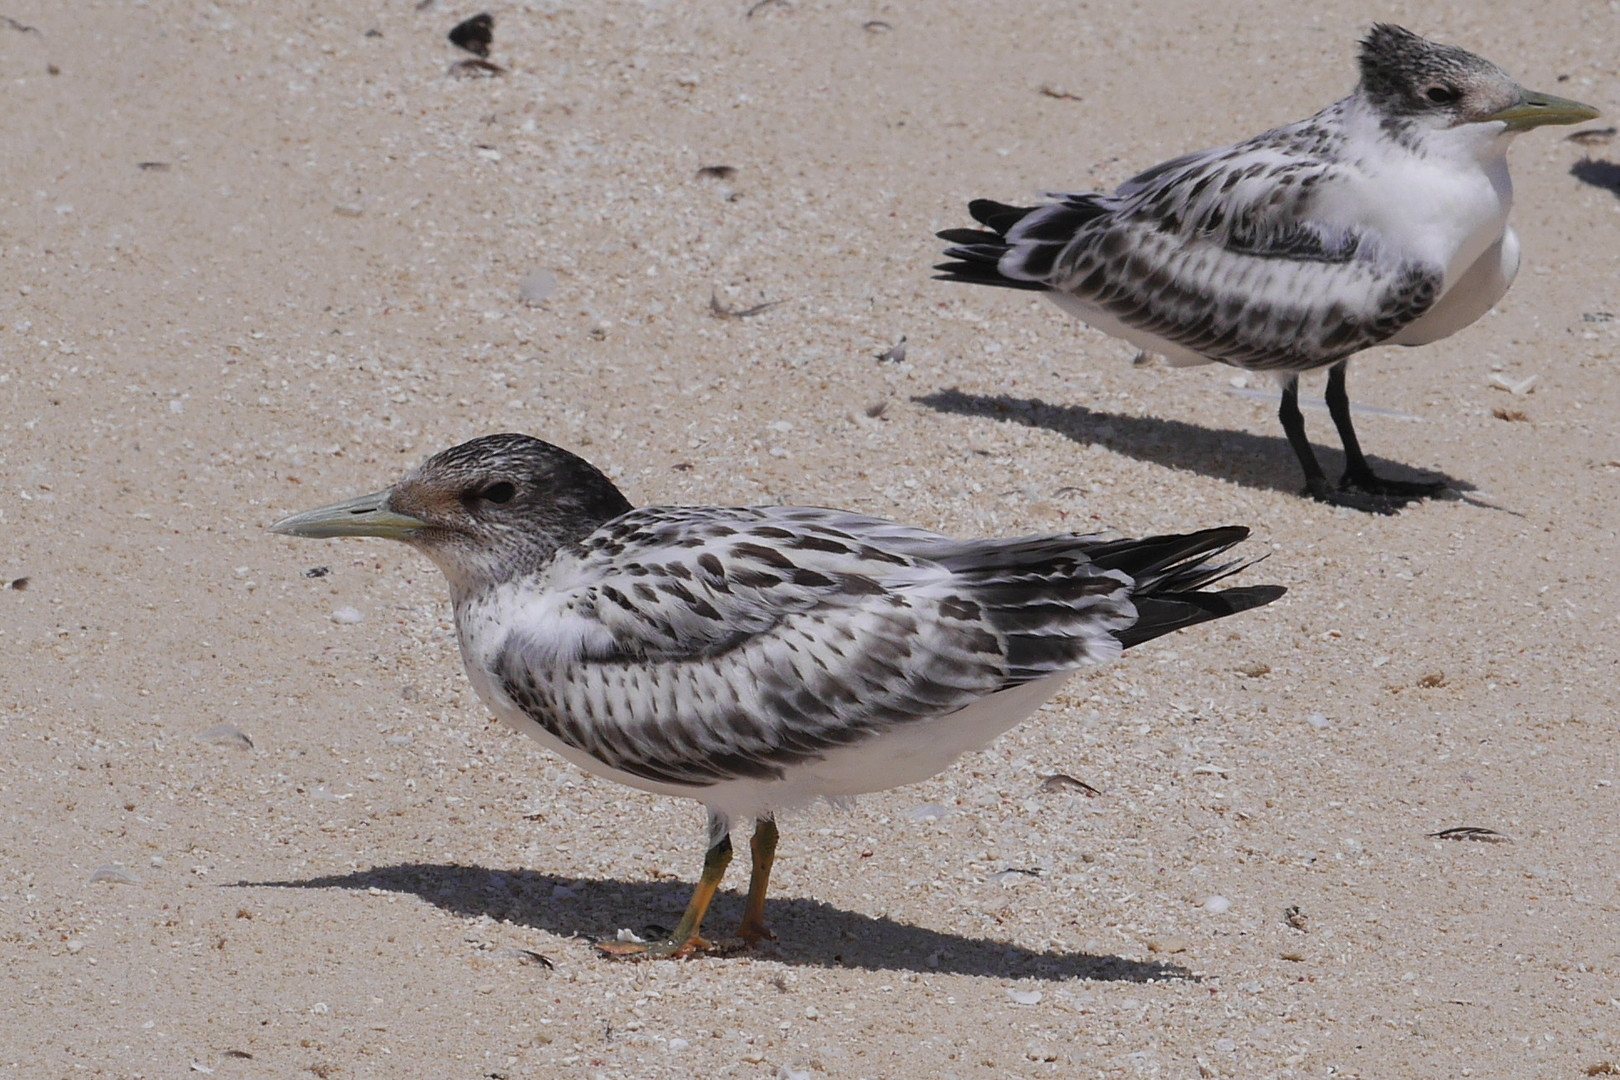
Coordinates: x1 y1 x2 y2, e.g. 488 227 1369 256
935 212 1045 290
936 227 1004 245
968 199 1040 234
933 260 1051 292
1207 582 1287 616
1113 582 1284 651
1099 527 1282 650
1084 525 1250 584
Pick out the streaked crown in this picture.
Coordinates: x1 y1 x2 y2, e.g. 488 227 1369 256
1357 24 1519 123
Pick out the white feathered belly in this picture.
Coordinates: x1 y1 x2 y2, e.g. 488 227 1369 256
1389 229 1518 346
698 672 1075 822
472 666 1074 826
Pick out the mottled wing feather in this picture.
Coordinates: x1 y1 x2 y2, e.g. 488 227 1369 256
946 114 1445 369
490 507 1136 787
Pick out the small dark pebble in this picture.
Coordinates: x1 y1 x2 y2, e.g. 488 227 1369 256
303 566 330 579
1582 311 1615 323
365 28 383 38
46 63 59 75
672 462 694 472
1038 773 1101 796
448 12 493 57
137 161 171 171
223 1050 254 1060
1567 126 1617 146
696 164 736 180
9 576 28 591
510 948 553 968
1428 826 1512 843
1041 84 1085 101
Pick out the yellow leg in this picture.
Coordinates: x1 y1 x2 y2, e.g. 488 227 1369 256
599 832 732 959
738 816 778 946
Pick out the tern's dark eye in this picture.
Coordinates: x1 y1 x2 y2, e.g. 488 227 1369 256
1424 85 1459 105
479 481 516 505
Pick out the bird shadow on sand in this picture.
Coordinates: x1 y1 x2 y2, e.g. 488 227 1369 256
915 388 1472 498
236 862 1191 983
1570 158 1620 197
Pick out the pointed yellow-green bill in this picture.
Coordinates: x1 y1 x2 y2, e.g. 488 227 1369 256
1488 88 1599 132
269 490 427 540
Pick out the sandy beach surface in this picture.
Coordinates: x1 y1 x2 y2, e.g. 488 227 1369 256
5 2 1619 1076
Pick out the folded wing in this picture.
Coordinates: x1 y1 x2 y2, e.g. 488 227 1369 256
939 130 1444 369
489 510 1279 787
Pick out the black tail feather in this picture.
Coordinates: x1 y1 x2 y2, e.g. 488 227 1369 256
1084 526 1251 589
936 526 1280 670
937 227 1004 246
1089 526 1283 649
968 199 1039 234
938 197 1107 291
1116 584 1286 650
935 210 1029 289
933 258 1051 291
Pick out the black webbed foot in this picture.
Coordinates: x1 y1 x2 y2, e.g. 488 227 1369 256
1339 468 1447 503
1302 476 1404 514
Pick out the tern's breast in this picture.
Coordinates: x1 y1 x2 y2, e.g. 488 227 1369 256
1318 116 1514 289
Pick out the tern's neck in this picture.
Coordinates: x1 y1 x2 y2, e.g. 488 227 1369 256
423 537 565 612
1343 92 1517 171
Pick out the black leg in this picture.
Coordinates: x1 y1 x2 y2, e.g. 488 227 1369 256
1324 362 1371 480
1279 374 1397 514
1279 376 1330 497
1325 363 1446 502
